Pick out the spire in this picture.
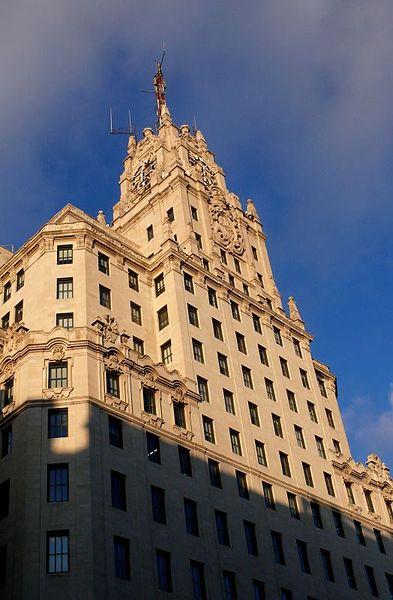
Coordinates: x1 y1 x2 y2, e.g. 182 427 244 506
288 296 304 324
153 50 171 126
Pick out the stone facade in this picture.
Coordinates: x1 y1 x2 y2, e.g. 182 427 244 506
0 101 392 599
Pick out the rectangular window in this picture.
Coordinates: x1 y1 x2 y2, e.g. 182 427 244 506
300 368 310 389
157 305 169 330
3 283 11 303
146 432 161 464
325 408 335 428
48 362 68 388
265 379 276 401
242 366 253 389
208 287 218 307
324 472 335 497
364 489 375 513
147 225 154 241
1 313 10 330
317 375 327 397
273 326 283 346
257 273 264 287
374 529 386 554
133 336 144 356
293 338 302 357
315 436 326 459
248 402 260 426
255 441 267 466
178 445 192 476
48 408 68 438
385 573 393 598
188 304 199 327
208 458 221 488
47 464 69 502
281 589 292 600
343 557 357 590
251 246 258 260
230 301 240 321
113 536 130 580
236 470 249 499
303 462 314 487
202 416 215 443
218 353 229 376
0 545 6 588
215 510 230 546
197 377 209 402
106 371 119 398
287 492 299 519
57 277 73 299
111 470 127 511
229 429 242 455
130 301 142 325
173 402 186 429
320 549 335 582
98 252 109 275
161 340 172 365
279 452 291 477
223 570 237 600
128 269 139 291
184 272 194 293
294 425 305 449
212 318 223 340
310 501 323 529
272 414 283 437
3 378 13 406
184 498 199 536
297 540 311 574
243 283 249 296
263 482 275 510
386 500 393 523
307 402 318 423
234 257 241 274
365 565 379 597
108 416 123 449
223 389 235 414
190 561 207 600
1 425 12 458
252 313 262 333
143 386 156 415
271 530 285 565
16 269 24 291
47 531 69 574
332 510 345 537
220 249 227 264
287 390 297 412
0 479 10 519
156 549 172 592
253 580 265 600
167 207 174 222
195 233 203 249
258 344 268 366
333 439 341 453
191 206 198 221
354 519 365 545
244 520 258 556
14 301 23 323
228 274 235 287
236 332 247 354
280 357 290 378
56 313 74 329
154 273 165 296
192 339 204 363
57 245 73 265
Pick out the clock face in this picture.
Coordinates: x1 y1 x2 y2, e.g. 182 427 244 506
131 158 157 192
188 152 215 188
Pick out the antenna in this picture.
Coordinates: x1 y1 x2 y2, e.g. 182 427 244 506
109 107 135 136
0 244 15 253
153 45 167 126
193 116 198 134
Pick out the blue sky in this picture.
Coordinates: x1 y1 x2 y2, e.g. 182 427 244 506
1 1 392 466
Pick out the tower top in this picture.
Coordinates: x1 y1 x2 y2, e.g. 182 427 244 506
153 51 169 126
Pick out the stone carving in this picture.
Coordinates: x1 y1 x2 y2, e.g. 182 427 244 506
366 454 391 483
92 315 119 344
51 344 65 362
3 323 28 354
96 210 107 225
0 359 15 384
104 394 128 412
142 412 164 428
131 156 157 193
188 152 216 188
104 351 126 374
246 198 259 220
209 187 245 256
43 387 74 400
142 368 158 387
173 425 194 441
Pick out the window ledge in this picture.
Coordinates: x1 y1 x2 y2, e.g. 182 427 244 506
104 393 128 412
141 411 164 428
43 387 74 400
173 425 194 441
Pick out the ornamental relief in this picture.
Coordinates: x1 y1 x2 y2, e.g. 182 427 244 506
142 412 164 428
104 394 128 413
0 359 15 384
42 387 74 400
92 315 120 345
103 351 126 374
208 187 245 256
3 323 28 355
173 425 194 442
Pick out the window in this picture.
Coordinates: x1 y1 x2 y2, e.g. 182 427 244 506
252 313 262 333
218 353 229 376
320 549 335 582
325 408 335 428
310 502 323 529
271 530 285 565
197 377 209 402
212 318 223 340
178 445 192 476
57 277 73 299
303 462 314 487
273 327 282 346
248 402 260 426
191 205 198 221
190 561 207 600
251 246 258 260
315 436 326 459
255 441 267 466
300 369 310 389
317 374 327 397
48 408 68 438
228 274 235 288
208 287 218 307
147 224 154 241
157 305 169 330
113 536 130 580
208 459 222 488
0 545 6 588
294 425 305 449
184 498 199 536
161 340 172 365
192 339 204 363
57 245 73 265
108 416 123 449
229 429 242 455
133 336 144 356
146 432 161 464
1 313 9 330
156 549 172 592
287 493 299 519
374 529 386 554
365 565 379 597
3 283 11 303
1 425 12 458
14 301 23 323
364 489 375 513
263 482 275 510
265 379 276 401
280 358 290 378
234 257 241 274
16 269 24 291
236 470 249 499
128 269 139 291
173 402 186 429
48 362 68 388
184 272 194 293
106 370 119 398
244 520 258 556
0 479 10 519
279 452 291 477
3 378 13 406
47 464 69 502
188 304 199 327
297 540 311 574
307 402 318 423
143 386 156 415
155 273 165 296
242 366 253 389
195 233 203 249
324 472 335 497
386 499 393 523
111 470 127 511
230 301 240 321
98 252 109 274
332 511 345 537
385 573 393 598
343 557 357 590
281 590 292 600
293 338 302 357
47 531 69 574
236 332 247 354
56 313 73 329
223 571 237 600
215 510 230 546
242 283 249 296
220 249 227 264
332 439 341 453
167 207 174 222
354 519 365 545
202 416 215 443
287 390 297 412
130 301 142 325
258 344 269 365
272 414 283 437
224 389 235 414
257 273 264 287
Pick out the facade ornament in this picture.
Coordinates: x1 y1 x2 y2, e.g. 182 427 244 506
173 425 194 442
96 210 107 225
92 315 119 344
103 351 125 374
0 359 15 384
366 454 391 483
51 344 66 362
104 394 128 412
209 187 245 256
288 296 302 322
142 412 164 428
3 323 28 354
43 387 74 400
246 199 259 220
142 368 158 387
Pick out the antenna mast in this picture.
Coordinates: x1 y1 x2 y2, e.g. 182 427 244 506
109 107 135 136
153 48 167 126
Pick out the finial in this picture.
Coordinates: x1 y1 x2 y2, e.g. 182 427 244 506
246 199 258 220
154 49 170 126
97 210 107 225
288 296 302 322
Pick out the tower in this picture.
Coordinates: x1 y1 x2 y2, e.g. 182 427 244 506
0 64 392 600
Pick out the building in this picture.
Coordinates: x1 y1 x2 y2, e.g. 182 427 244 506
0 66 392 600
